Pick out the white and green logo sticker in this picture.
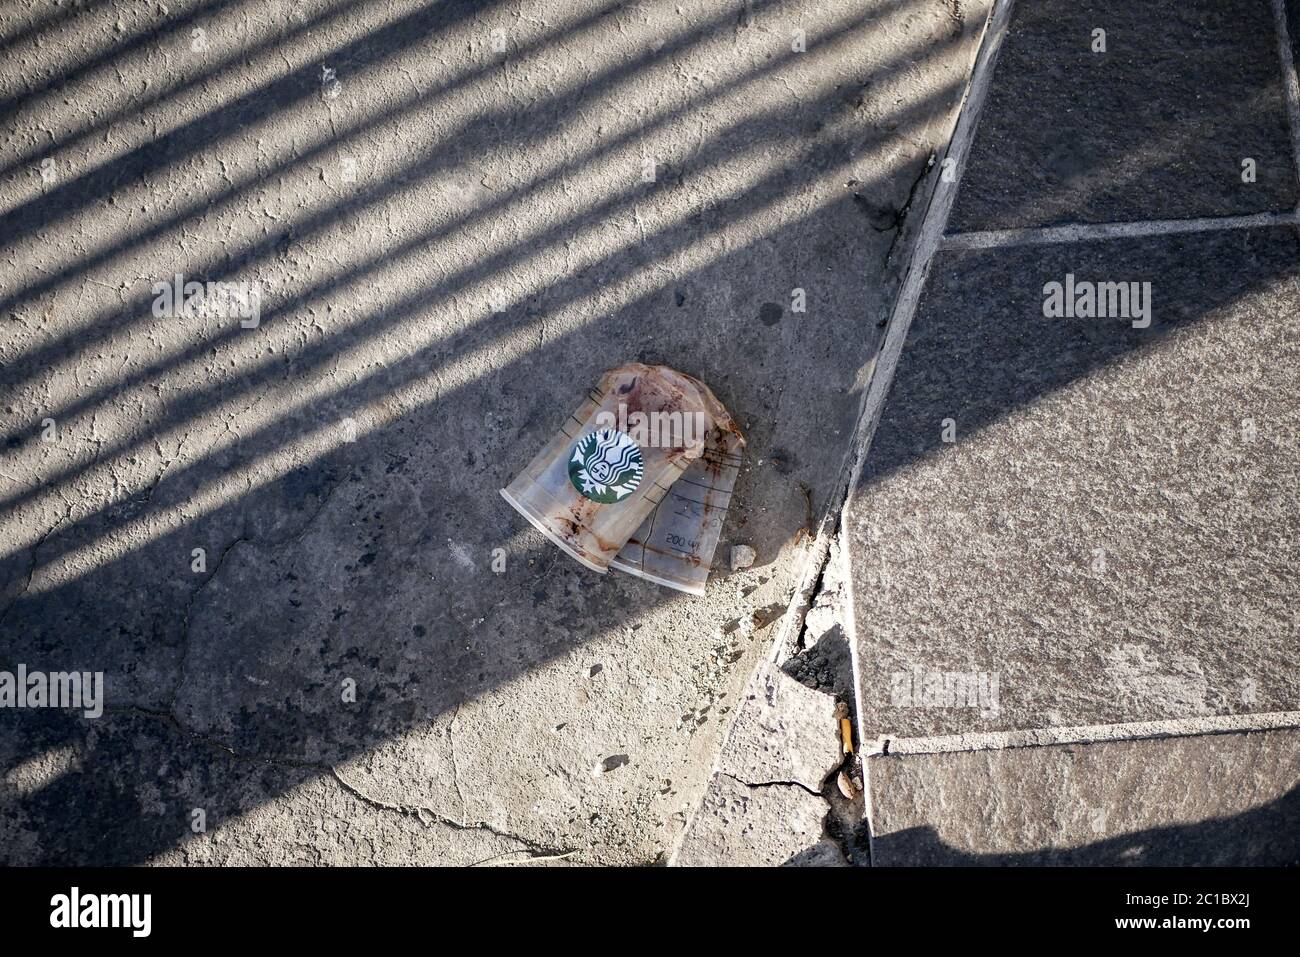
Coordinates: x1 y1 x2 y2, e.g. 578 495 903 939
569 429 644 503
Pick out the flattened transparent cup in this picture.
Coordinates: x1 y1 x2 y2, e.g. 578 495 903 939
500 364 711 573
609 424 743 596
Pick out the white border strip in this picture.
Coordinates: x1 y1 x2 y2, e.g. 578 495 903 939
1270 0 1300 201
867 710 1300 757
839 0 1015 517
943 210 1299 250
766 0 1019 666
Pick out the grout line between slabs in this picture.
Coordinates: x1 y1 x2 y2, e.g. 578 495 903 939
867 711 1300 758
942 210 1300 250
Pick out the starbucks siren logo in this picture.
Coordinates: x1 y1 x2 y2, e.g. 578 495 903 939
569 429 644 503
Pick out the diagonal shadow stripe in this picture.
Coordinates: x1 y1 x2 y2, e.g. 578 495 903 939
0 9 957 521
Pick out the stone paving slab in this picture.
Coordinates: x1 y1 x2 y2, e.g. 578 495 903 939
848 226 1300 741
949 0 1298 231
869 728 1300 865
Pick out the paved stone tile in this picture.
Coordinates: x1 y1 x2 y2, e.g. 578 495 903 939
949 0 1298 230
869 728 1300 865
848 226 1300 740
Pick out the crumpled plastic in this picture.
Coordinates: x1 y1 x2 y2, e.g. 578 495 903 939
500 363 744 595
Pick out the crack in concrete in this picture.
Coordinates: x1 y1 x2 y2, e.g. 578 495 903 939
0 501 74 628
466 847 580 866
262 470 346 549
792 540 835 655
169 466 345 709
108 704 321 766
721 771 824 799
104 705 578 863
172 533 248 711
771 152 950 668
330 766 578 860
881 153 937 267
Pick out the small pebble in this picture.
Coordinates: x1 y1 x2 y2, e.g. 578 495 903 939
730 544 756 571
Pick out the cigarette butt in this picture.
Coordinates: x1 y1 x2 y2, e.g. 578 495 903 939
839 716 854 755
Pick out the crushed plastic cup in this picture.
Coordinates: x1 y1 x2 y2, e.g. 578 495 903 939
608 418 743 595
501 363 739 576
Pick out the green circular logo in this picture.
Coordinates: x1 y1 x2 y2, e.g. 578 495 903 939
568 429 644 503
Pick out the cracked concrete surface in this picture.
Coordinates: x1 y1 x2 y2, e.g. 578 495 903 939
671 662 849 866
674 771 847 867
673 534 866 865
1 0 990 864
716 663 841 793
